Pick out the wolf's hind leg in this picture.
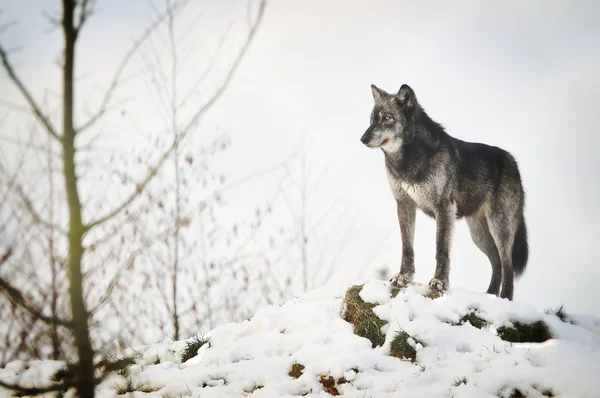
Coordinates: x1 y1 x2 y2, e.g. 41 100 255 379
486 211 518 300
390 194 416 287
466 215 502 296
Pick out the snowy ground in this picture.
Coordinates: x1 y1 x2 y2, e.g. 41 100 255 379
1 281 600 397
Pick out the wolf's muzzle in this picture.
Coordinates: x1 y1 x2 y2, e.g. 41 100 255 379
361 126 374 145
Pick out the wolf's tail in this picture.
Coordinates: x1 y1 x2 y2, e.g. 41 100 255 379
512 215 528 277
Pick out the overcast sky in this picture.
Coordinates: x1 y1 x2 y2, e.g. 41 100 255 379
1 0 599 317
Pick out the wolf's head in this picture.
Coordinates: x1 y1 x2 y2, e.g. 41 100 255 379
361 84 419 152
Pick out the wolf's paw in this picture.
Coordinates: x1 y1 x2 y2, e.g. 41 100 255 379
428 278 448 292
390 273 413 288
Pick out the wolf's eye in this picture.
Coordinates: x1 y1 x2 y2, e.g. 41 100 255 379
384 115 393 121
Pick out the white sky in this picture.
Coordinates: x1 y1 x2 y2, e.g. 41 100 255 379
1 0 599 318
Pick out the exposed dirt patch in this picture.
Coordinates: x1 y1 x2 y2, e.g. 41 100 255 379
319 375 340 396
289 363 305 379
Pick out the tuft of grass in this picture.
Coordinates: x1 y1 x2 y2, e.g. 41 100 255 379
507 388 526 398
115 378 143 395
50 362 78 383
343 285 373 325
342 285 387 348
453 375 468 387
354 318 387 348
115 380 158 395
243 383 264 393
153 354 161 365
459 311 487 329
423 289 441 300
545 305 573 324
497 320 552 343
289 363 305 379
389 330 423 362
181 334 210 362
49 362 77 398
541 388 555 397
390 286 401 298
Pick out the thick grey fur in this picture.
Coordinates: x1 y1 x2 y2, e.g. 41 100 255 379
361 84 528 300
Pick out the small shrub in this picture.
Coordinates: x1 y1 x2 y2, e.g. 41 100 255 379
497 321 552 343
289 363 305 379
181 334 210 362
389 330 423 362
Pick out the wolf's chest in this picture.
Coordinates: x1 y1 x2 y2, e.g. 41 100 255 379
386 169 435 210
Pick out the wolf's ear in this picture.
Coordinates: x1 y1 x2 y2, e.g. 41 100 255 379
396 84 416 108
371 84 385 101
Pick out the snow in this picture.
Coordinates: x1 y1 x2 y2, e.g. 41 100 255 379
1 281 600 397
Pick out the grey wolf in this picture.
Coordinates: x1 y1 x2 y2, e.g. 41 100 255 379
361 84 528 300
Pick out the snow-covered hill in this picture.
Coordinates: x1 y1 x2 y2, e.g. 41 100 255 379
2 281 600 397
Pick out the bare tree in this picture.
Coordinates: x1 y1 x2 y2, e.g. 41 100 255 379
0 0 267 396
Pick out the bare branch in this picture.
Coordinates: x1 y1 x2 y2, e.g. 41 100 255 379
74 0 94 37
0 162 66 235
0 249 72 328
84 0 267 231
0 46 61 141
75 1 184 134
85 0 266 231
0 18 16 36
0 131 67 236
177 24 230 109
0 379 73 396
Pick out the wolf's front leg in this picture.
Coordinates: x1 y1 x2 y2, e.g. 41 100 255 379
429 204 455 292
390 194 416 287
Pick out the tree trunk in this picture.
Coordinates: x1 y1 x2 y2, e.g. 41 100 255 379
61 1 95 397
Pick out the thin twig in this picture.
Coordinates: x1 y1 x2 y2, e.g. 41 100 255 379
75 1 184 134
0 46 61 141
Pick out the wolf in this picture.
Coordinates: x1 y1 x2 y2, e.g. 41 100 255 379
361 84 528 300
